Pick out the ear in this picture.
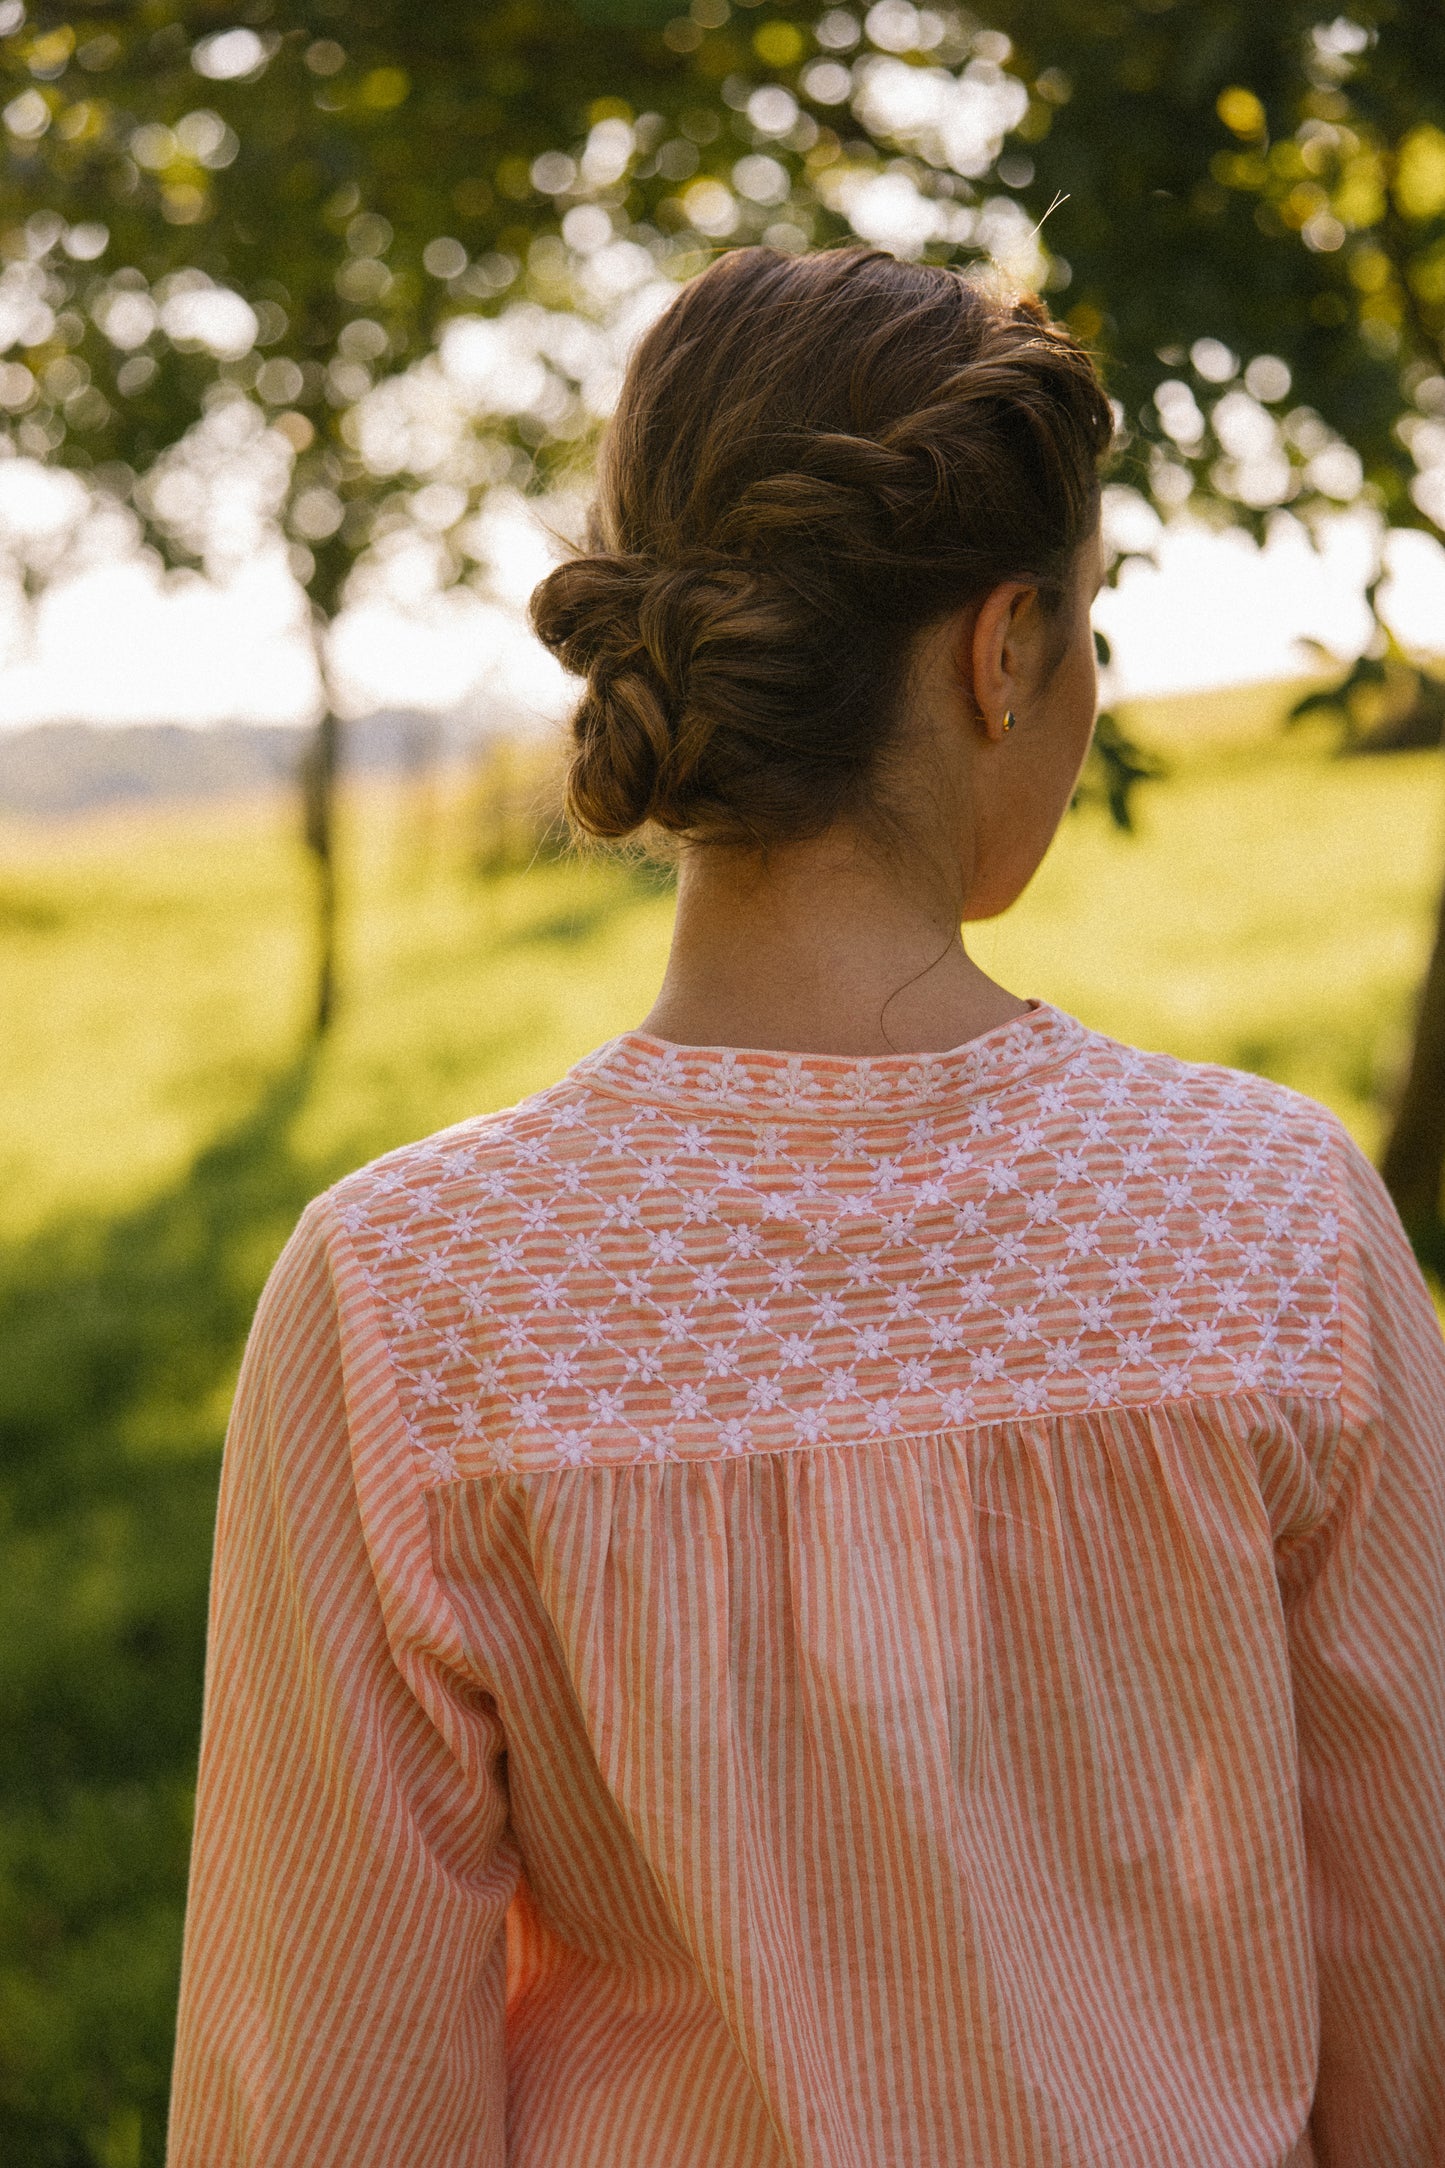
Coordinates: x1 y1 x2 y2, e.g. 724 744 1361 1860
968 581 1037 742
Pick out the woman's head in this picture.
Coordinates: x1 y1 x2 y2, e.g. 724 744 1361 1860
530 245 1114 876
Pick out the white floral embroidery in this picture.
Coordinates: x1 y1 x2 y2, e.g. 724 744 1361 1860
332 1008 1344 1483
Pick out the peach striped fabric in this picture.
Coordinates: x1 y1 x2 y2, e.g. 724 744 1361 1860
168 1004 1445 2165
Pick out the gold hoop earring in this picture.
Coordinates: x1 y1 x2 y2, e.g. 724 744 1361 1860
1003 710 1017 733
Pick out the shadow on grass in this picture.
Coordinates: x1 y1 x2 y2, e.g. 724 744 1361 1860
1400 1213 1445 1286
0 1052 337 2168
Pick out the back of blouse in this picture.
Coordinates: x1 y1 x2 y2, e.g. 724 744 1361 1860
167 1005 1445 2168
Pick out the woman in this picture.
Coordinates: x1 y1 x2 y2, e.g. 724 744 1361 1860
168 248 1445 2166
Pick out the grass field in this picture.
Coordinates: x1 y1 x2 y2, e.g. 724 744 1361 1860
2 678 1439 1241
1 681 1443 2166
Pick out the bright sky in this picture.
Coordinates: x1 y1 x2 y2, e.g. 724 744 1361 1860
0 493 1442 734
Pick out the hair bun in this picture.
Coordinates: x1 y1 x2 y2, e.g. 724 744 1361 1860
529 552 666 837
528 551 655 682
528 247 1113 848
532 548 799 839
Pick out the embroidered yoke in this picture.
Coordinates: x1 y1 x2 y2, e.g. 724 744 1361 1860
168 1003 1445 2168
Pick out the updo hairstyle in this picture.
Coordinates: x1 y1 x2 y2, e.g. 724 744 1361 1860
530 245 1114 849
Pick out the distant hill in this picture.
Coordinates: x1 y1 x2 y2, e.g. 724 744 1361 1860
0 683 1338 822
0 714 467 819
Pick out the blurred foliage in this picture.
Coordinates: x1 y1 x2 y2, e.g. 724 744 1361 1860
1074 707 1166 830
0 3 1442 627
2 0 1443 1021
0 0 756 616
0 2 1439 590
2 0 1443 1025
992 0 1445 547
1076 627 1165 830
1289 635 1445 746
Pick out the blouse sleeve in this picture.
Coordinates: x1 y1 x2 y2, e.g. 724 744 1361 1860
166 1196 516 2167
1284 1131 1445 2165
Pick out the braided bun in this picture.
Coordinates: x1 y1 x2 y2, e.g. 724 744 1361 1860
529 246 1114 847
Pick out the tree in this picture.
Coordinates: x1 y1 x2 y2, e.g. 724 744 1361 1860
0 0 1174 1030
0 0 821 1029
6 1 1445 1213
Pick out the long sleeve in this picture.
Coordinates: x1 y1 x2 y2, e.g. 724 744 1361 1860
166 1198 518 2167
1285 1133 1445 2165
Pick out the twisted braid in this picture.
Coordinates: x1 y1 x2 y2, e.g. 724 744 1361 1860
529 246 1114 846
532 551 811 836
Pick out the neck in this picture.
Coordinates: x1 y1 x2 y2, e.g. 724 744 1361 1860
638 825 1027 1058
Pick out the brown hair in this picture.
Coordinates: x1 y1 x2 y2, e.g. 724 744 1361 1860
530 245 1114 849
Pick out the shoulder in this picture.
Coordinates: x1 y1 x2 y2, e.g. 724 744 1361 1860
314 1069 608 1272
1042 1024 1354 1326
1058 1025 1344 1184
1067 1027 1363 1288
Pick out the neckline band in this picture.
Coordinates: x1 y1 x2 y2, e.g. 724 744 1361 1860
571 1001 1088 1119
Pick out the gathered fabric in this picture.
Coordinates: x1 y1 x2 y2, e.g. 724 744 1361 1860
168 1004 1445 2166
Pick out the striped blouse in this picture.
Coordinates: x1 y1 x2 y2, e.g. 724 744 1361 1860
167 1002 1445 2166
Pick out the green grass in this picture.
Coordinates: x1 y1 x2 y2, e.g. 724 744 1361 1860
0 687 1442 2164
2 687 1438 1242
976 702 1445 1144
0 783 674 1246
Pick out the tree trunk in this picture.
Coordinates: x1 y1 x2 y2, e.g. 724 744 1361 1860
1381 856 1445 1235
299 706 340 1036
